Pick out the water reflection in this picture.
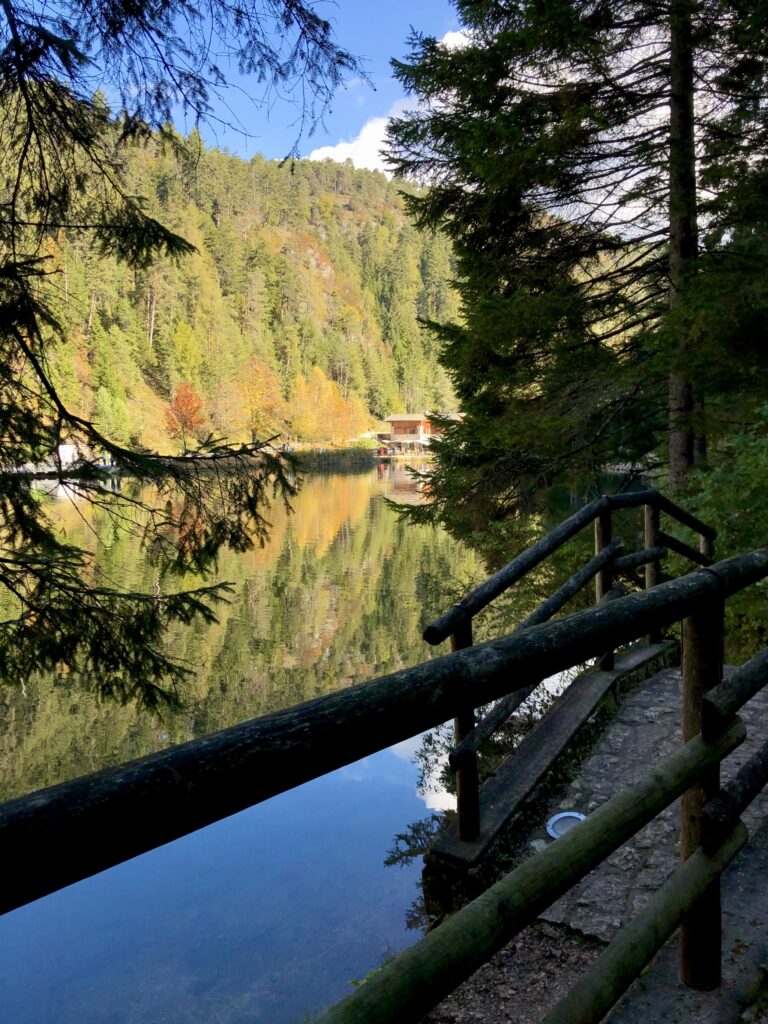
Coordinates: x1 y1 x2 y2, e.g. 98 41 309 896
1 464 485 801
0 466 479 1023
0 747 429 1024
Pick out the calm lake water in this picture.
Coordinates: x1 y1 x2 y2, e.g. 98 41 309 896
0 463 486 1024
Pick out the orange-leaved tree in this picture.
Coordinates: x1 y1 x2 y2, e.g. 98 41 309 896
165 382 206 453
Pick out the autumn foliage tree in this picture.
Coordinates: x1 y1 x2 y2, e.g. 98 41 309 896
236 358 288 441
165 383 207 453
290 366 369 443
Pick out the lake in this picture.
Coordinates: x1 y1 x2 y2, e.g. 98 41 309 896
0 463 486 1024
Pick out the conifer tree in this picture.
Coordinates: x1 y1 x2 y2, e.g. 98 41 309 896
0 0 359 704
386 0 768 553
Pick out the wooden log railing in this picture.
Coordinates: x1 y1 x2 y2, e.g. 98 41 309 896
318 559 768 1023
423 488 717 842
0 551 763 921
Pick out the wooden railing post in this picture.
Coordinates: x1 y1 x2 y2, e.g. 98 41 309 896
595 506 614 669
644 502 662 643
700 533 714 562
680 595 725 989
451 619 480 841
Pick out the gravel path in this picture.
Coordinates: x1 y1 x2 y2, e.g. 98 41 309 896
420 665 768 1023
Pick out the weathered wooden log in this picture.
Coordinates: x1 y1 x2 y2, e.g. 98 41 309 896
451 620 480 841
704 736 768 850
613 546 668 573
680 598 725 988
658 529 712 566
424 489 715 646
316 720 745 1024
541 821 748 1024
604 488 659 509
652 492 716 540
423 496 611 645
645 503 662 643
702 647 768 741
1 552 765 916
450 686 534 771
520 538 624 631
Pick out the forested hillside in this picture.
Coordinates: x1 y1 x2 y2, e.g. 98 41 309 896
44 134 457 450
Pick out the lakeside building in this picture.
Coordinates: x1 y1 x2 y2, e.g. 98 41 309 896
377 413 461 453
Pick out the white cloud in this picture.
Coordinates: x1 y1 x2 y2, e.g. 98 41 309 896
308 115 391 172
440 28 471 50
307 29 468 174
308 101 409 173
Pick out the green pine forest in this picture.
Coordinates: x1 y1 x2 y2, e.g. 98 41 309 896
45 132 458 451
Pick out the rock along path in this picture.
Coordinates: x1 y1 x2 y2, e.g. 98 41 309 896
423 664 768 1024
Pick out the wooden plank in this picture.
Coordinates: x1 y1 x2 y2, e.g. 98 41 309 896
542 822 747 1024
316 721 745 1024
434 642 679 867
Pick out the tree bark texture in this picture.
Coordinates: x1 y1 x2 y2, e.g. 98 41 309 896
668 0 699 492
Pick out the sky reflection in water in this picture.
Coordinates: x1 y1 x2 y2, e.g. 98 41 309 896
0 743 449 1023
1 465 472 1022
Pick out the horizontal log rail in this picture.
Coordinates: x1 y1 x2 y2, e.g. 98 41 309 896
424 489 715 648
1 551 766 917
613 545 668 573
702 647 768 739
541 822 749 1024
316 720 746 1023
704 739 768 849
320 622 768 1023
426 489 716 839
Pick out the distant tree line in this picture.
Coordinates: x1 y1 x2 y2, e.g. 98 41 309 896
47 136 458 453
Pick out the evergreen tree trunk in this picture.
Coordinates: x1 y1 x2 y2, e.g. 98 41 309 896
668 0 699 492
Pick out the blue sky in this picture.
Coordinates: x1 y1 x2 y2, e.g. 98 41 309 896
192 0 460 167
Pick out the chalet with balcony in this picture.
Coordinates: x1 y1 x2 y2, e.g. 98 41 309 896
378 413 460 453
